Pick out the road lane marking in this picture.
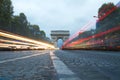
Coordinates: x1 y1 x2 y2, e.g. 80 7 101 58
50 51 81 80
0 53 44 64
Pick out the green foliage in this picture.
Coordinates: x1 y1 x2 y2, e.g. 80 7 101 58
96 2 120 41
0 0 13 31
11 13 47 40
0 0 48 42
40 30 46 38
31 25 40 31
98 2 115 18
96 2 120 33
11 13 29 36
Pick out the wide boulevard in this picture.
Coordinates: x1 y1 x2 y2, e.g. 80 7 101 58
0 50 120 80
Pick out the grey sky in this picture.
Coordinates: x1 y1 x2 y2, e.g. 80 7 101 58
12 0 119 38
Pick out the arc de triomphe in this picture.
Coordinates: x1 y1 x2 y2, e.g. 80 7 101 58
50 30 70 47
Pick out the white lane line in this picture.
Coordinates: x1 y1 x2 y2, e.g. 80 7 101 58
0 53 43 64
50 51 81 80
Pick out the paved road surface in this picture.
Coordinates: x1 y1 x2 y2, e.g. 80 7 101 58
54 50 120 80
0 50 57 80
0 50 120 80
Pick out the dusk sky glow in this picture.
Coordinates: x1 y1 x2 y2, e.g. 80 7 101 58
12 0 119 38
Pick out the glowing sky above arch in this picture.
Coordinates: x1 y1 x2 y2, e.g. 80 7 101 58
12 0 119 38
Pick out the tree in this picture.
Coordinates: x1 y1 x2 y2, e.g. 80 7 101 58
96 2 120 32
0 0 13 31
11 15 20 34
29 25 40 37
32 25 40 32
98 2 115 18
11 13 31 37
40 30 46 38
19 13 29 36
0 0 48 42
96 2 120 39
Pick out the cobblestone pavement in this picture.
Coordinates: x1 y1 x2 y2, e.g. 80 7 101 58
54 50 120 80
0 50 57 80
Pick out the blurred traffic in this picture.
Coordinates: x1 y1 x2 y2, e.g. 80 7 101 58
0 30 55 50
62 2 120 50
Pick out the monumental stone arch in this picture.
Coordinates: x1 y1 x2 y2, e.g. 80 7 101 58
51 30 70 47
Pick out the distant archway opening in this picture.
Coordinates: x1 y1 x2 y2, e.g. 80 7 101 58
57 38 63 48
51 30 70 47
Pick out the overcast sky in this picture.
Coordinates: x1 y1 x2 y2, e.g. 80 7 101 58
12 0 119 38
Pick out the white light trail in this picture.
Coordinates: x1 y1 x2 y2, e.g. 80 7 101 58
0 30 55 49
